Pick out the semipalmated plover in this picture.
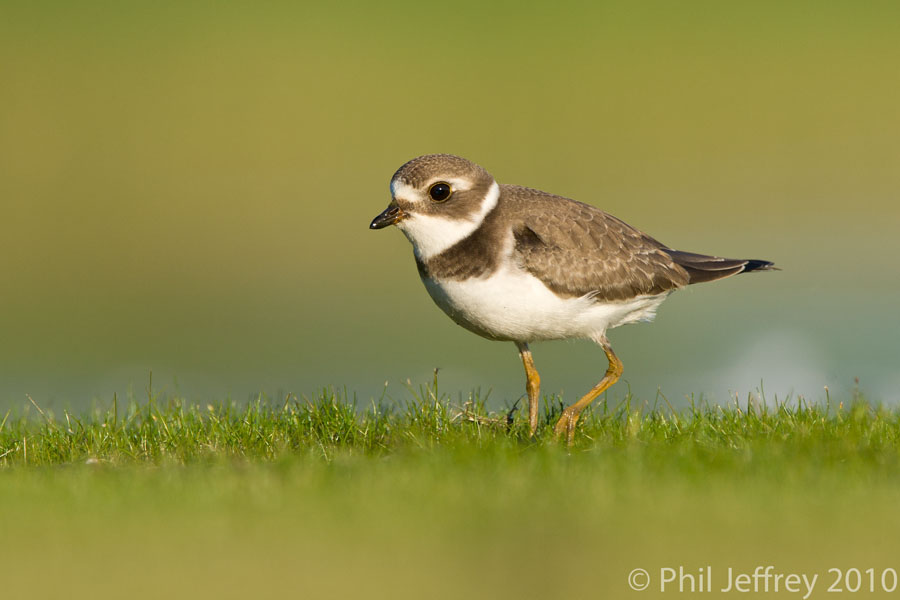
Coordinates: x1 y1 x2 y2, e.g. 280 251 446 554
370 154 775 443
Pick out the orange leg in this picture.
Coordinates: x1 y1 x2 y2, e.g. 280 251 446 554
553 337 623 446
516 342 541 436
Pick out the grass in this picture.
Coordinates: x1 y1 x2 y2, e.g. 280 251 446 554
3 381 900 599
1 376 897 466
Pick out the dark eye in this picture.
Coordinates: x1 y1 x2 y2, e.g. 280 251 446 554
428 182 452 202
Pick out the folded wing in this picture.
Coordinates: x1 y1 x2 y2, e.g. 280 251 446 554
503 185 775 302
504 186 690 302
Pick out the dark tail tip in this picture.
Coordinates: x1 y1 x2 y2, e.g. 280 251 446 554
742 259 778 273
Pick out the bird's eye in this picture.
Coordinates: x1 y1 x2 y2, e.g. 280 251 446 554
428 182 452 202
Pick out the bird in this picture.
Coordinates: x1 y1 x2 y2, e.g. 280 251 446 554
370 154 776 444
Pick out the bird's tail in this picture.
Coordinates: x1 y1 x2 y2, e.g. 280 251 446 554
663 249 778 285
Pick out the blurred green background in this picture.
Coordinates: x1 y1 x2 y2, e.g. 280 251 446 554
2 0 899 411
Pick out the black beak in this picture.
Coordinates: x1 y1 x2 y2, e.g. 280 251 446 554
369 204 407 230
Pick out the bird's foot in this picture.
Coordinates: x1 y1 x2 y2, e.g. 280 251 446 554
553 410 578 447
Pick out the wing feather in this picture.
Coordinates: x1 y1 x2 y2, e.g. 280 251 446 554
501 185 690 302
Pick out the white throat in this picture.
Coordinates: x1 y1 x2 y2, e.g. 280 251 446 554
397 181 500 261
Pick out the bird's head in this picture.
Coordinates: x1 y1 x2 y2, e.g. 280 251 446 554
369 154 499 260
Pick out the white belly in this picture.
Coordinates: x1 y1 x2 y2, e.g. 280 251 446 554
421 267 669 342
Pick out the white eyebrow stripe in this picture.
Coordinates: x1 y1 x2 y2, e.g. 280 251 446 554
391 177 475 204
427 177 473 192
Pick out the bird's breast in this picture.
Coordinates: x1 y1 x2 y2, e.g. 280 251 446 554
420 268 601 342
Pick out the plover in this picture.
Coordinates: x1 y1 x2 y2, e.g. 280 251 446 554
370 154 775 443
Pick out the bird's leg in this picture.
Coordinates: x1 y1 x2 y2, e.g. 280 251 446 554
554 337 623 446
516 342 541 436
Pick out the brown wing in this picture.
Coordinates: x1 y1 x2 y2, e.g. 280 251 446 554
501 185 690 302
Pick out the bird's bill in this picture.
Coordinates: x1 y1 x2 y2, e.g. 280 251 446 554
369 203 407 229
